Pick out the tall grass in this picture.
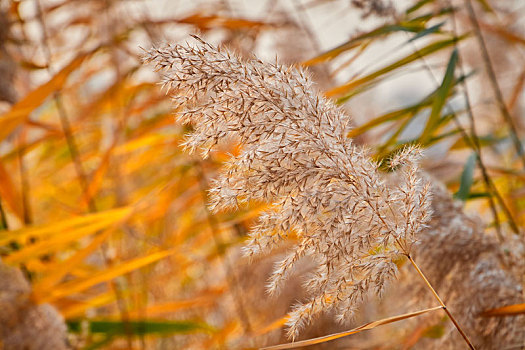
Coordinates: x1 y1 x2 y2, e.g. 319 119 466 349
0 0 523 349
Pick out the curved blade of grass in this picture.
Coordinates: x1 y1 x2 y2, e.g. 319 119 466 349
327 36 465 101
59 292 115 318
475 0 495 13
43 249 176 302
305 5 455 67
114 134 170 155
406 0 434 14
120 287 225 320
0 50 94 141
408 21 446 42
261 306 443 350
378 117 416 153
478 20 525 46
32 226 118 297
454 153 477 201
420 49 458 144
0 160 24 220
303 21 426 66
255 315 290 336
376 128 461 163
147 14 272 31
0 206 132 246
348 72 469 139
347 99 431 138
3 221 119 264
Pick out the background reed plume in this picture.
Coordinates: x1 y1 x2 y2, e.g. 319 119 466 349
405 180 524 349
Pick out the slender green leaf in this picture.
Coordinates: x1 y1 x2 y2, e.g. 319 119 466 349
304 22 424 66
348 103 425 138
379 117 417 154
67 319 214 335
304 12 455 67
408 22 446 42
454 153 477 201
376 128 461 163
348 74 469 140
409 7 454 23
328 37 465 101
467 192 491 199
406 0 434 14
450 134 502 150
420 49 458 144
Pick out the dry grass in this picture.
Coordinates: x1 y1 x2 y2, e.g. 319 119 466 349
0 0 524 349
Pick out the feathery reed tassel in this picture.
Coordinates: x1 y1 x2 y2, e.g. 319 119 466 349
144 37 434 338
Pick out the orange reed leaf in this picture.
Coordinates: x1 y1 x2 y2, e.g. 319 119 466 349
481 303 525 317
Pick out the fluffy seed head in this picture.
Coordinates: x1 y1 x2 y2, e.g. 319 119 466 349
144 37 432 337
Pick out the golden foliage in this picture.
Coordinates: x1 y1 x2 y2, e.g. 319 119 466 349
0 0 524 349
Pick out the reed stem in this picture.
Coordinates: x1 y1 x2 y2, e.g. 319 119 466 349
406 254 476 350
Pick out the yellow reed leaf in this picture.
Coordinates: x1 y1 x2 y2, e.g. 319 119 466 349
325 37 464 100
4 221 120 265
125 287 225 319
32 226 117 297
81 147 114 205
255 315 290 336
114 134 169 156
201 321 240 349
43 249 176 302
59 292 115 318
218 204 268 230
0 207 132 246
0 160 24 220
0 50 94 141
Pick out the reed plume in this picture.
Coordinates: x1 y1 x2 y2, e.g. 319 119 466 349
0 260 68 350
408 181 524 349
144 37 433 338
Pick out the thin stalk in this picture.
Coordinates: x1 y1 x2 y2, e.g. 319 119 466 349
54 93 97 212
404 25 515 239
291 0 333 81
17 133 32 225
35 0 96 212
372 207 476 349
449 1 519 235
406 254 476 350
35 1 133 346
261 305 444 350
194 161 253 335
464 0 525 170
452 119 508 239
335 19 478 348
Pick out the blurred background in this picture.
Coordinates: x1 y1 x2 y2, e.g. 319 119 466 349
0 0 524 349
